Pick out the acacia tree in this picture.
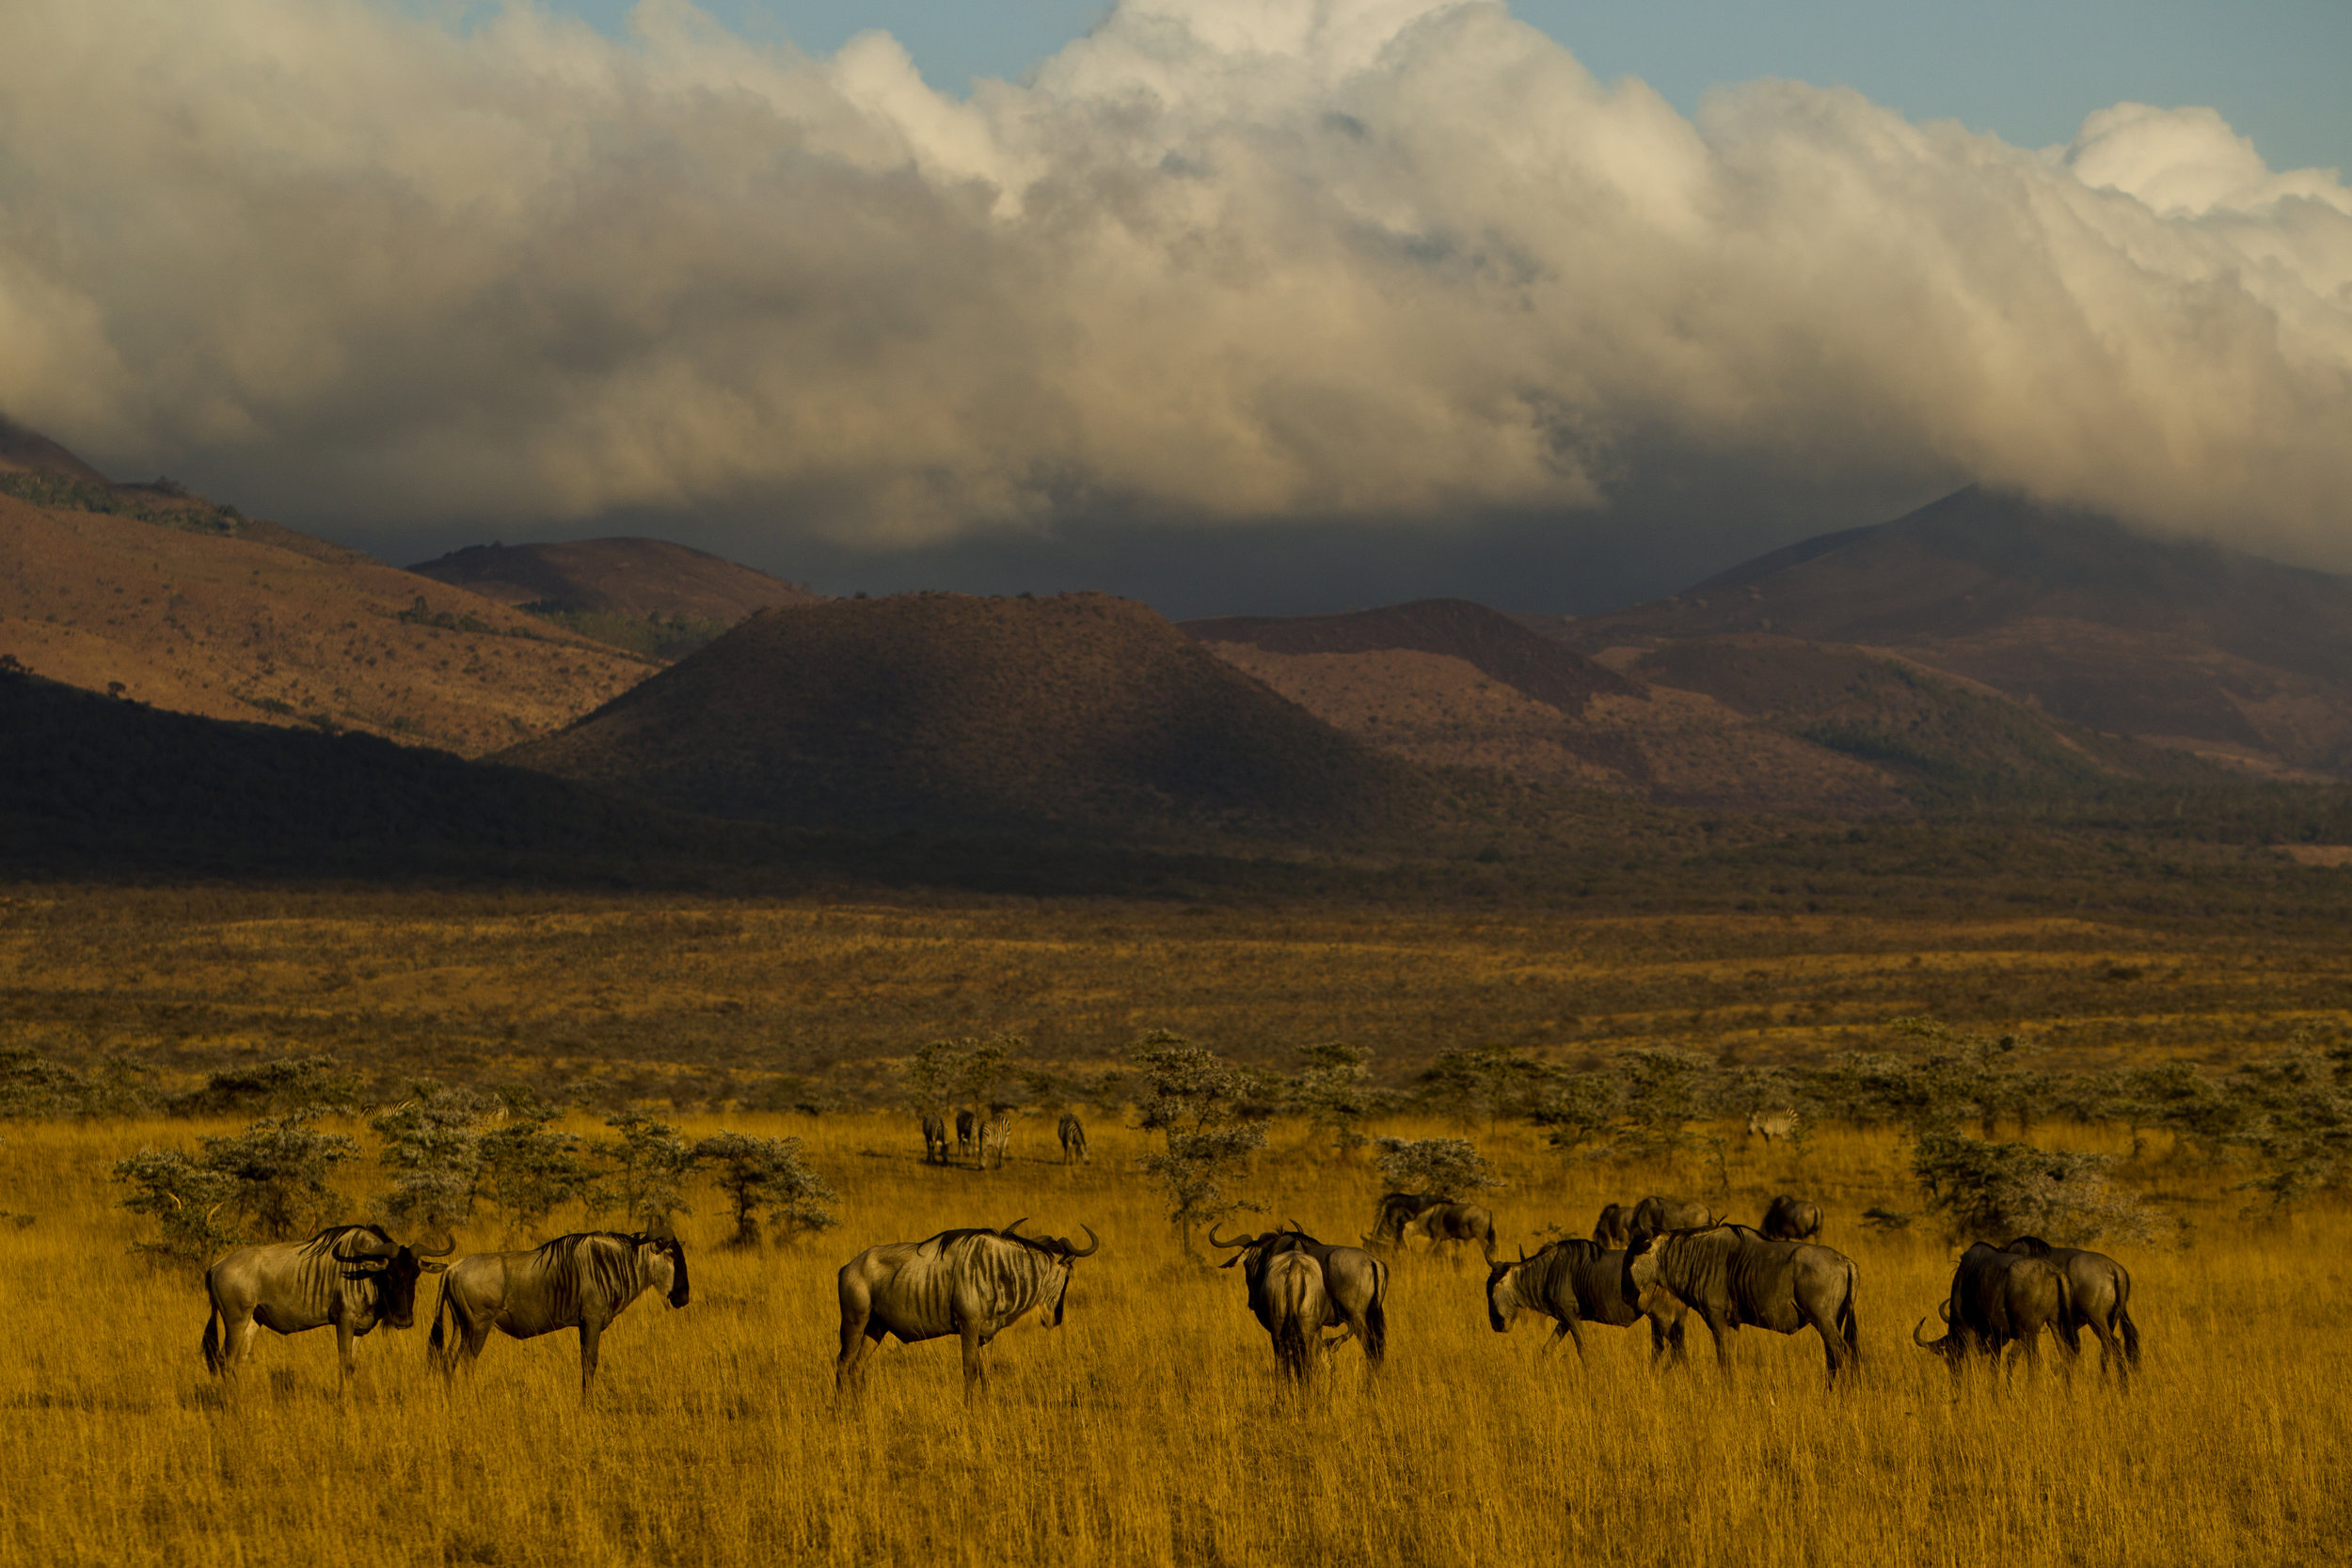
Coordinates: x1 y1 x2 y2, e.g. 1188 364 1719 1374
1129 1031 1264 1256
369 1081 490 1236
692 1132 839 1248
1371 1136 1499 1200
198 1114 361 1239
1291 1042 1375 1158
597 1114 698 1234
111 1148 240 1263
475 1104 603 1235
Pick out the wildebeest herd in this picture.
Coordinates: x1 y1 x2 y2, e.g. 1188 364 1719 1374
191 1147 2140 1402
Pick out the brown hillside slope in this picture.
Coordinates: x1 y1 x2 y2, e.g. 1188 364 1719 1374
503 592 1432 840
1560 487 2352 778
407 538 820 621
1185 599 1905 815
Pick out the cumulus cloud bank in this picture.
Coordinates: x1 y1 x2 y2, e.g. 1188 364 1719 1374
1 0 2347 562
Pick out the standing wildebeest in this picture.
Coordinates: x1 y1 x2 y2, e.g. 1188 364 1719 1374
428 1231 691 1395
1592 1203 1634 1248
1211 1225 1390 1370
2005 1236 2140 1381
1761 1195 1822 1242
1486 1239 1688 1365
1747 1109 1800 1143
1057 1113 1089 1164
201 1224 452 1386
1628 1196 1715 1247
1914 1242 2078 1376
954 1109 979 1164
1367 1192 1447 1248
921 1112 951 1165
834 1218 1098 1398
1624 1223 1860 1381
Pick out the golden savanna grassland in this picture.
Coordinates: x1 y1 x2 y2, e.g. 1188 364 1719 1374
4 885 2348 1100
0 1109 2344 1567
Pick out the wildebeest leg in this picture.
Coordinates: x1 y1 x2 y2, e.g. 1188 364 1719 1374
578 1315 607 1398
1698 1309 1734 1375
1539 1319 1573 1356
335 1320 358 1393
957 1310 986 1402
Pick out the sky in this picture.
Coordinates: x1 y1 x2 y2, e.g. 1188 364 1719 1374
2 0 2348 616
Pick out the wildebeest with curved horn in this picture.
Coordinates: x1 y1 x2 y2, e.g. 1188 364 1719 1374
1057 1113 1089 1164
834 1218 1099 1399
1486 1239 1688 1366
1913 1242 2078 1376
1211 1224 1390 1369
1628 1196 1715 1247
427 1231 690 1395
201 1223 453 1386
2005 1235 2140 1381
1623 1222 1860 1381
1366 1191 1446 1248
1761 1195 1822 1242
1592 1203 1634 1248
921 1112 951 1165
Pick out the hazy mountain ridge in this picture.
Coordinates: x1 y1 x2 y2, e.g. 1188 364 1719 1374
407 538 822 660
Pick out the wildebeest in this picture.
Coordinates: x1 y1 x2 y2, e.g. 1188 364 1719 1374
1913 1242 2078 1376
1592 1203 1634 1248
429 1231 691 1395
1210 1224 1391 1371
1628 1196 1715 1247
834 1218 1099 1398
1366 1194 1496 1263
1747 1109 1800 1143
1486 1239 1688 1365
1761 1195 1822 1242
200 1224 452 1386
1623 1222 1860 1381
921 1112 951 1165
954 1109 978 1164
1057 1113 1089 1164
2005 1236 2137 1379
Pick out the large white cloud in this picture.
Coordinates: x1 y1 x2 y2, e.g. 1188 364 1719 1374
0 0 2346 561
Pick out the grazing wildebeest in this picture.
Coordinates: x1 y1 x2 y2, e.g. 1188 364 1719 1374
834 1218 1099 1399
1211 1225 1389 1368
1914 1242 2078 1376
1592 1203 1634 1248
428 1231 690 1395
1366 1194 1495 1263
200 1224 452 1386
954 1109 978 1164
1366 1192 1447 1249
921 1112 951 1165
1628 1196 1715 1247
1623 1222 1860 1381
1761 1195 1822 1242
2005 1236 2140 1381
1486 1239 1688 1366
1057 1113 1089 1164
1747 1109 1800 1143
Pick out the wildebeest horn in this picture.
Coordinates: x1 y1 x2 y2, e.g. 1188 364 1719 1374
1518 1244 1528 1261
1002 1217 1028 1237
1283 1217 1305 1233
1206 1225 1249 1249
416 1233 455 1258
1913 1317 1936 1347
1064 1225 1099 1258
1938 1300 1952 1323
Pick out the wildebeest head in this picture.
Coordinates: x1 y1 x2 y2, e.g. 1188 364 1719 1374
1619 1232 1663 1309
1486 1243 1541 1332
338 1228 453 1329
1912 1301 1959 1357
1001 1218 1098 1325
633 1233 691 1308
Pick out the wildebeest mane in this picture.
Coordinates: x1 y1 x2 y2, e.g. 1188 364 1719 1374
2004 1235 2055 1256
298 1222 394 1261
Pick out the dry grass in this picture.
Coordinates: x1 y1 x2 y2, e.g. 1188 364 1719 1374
1 1110 2344 1567
3 887 2347 1098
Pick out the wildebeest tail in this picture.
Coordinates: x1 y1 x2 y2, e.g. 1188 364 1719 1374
1273 1308 1313 1382
2117 1273 2142 1366
1362 1295 1388 1368
1839 1258 1861 1363
426 1274 453 1372
200 1307 224 1376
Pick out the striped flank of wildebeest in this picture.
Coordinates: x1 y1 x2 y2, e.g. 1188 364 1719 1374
834 1219 1099 1399
2004 1235 2141 1382
427 1231 690 1396
1486 1239 1688 1366
201 1223 452 1387
1210 1225 1389 1370
1914 1242 2079 1376
1624 1223 1860 1383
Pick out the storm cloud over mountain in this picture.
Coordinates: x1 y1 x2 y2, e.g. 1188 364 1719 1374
1 0 2347 580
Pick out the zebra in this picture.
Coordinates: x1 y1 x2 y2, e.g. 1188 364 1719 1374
428 1231 690 1396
